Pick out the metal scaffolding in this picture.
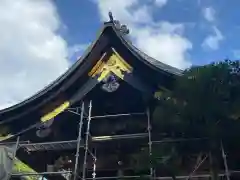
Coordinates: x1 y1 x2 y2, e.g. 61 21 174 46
221 140 230 180
82 100 93 180
80 101 150 180
73 102 85 180
0 100 149 180
147 107 153 179
1 101 86 180
1 100 239 180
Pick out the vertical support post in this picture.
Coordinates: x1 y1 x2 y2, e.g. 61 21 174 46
147 107 153 179
7 136 20 180
82 100 93 180
92 149 97 180
221 140 230 180
73 102 85 180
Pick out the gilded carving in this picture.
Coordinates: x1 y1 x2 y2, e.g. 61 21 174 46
89 48 132 81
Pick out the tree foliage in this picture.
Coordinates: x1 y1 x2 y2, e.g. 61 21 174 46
153 60 240 139
151 60 240 179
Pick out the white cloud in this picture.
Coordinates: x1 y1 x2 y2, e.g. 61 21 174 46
233 50 240 59
132 24 192 68
202 26 224 50
94 0 192 69
155 0 168 7
0 0 70 109
202 7 215 22
201 6 224 51
68 44 89 60
96 0 153 25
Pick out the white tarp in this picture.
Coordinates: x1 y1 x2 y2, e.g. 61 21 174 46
0 145 14 180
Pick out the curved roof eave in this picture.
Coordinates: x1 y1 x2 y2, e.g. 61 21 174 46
0 26 106 114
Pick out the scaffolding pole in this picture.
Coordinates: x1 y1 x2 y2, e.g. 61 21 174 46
186 154 208 180
221 140 230 180
147 107 153 179
82 100 93 180
73 102 85 180
92 148 97 180
68 106 88 117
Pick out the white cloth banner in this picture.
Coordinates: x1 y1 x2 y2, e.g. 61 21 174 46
0 145 14 180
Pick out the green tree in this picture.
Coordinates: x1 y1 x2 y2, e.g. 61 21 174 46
153 60 240 179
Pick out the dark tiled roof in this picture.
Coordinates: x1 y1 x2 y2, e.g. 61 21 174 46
111 24 183 76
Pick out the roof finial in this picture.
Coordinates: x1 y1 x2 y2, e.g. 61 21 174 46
108 11 114 22
107 11 130 36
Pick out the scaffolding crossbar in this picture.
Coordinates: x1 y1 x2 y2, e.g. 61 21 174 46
92 133 148 141
91 112 145 119
20 140 83 152
85 175 150 179
0 141 29 146
84 171 240 180
2 137 209 153
11 171 72 176
152 137 208 144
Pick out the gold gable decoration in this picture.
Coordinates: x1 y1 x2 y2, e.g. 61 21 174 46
89 48 132 81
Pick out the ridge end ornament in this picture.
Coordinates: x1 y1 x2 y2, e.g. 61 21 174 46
108 11 114 22
108 11 130 35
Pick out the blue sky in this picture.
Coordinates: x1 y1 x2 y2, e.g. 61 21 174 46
0 0 239 108
54 0 240 66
